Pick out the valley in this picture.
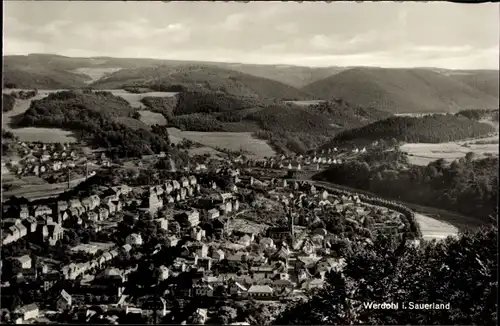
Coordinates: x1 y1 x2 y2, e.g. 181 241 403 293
1 54 498 326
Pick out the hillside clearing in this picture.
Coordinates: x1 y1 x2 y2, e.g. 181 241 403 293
402 135 499 166
138 110 167 126
74 67 123 83
414 213 459 241
167 127 276 158
103 89 177 109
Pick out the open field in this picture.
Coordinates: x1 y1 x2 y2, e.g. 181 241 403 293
414 213 459 241
167 127 276 158
138 110 167 126
103 89 177 109
74 67 123 83
401 134 499 166
2 175 89 201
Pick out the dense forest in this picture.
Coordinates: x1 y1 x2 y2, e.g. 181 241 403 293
276 226 498 325
2 93 16 112
140 96 177 119
15 91 173 158
173 90 266 115
91 65 313 100
169 114 227 132
455 108 499 121
167 95 391 154
330 114 495 145
314 149 498 223
8 89 38 100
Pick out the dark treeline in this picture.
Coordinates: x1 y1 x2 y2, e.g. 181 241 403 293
314 150 498 223
9 89 38 100
333 114 495 144
173 90 266 115
2 93 16 112
312 98 391 126
140 96 177 119
123 87 151 94
455 108 499 121
276 225 498 325
169 114 227 132
16 91 172 158
166 95 394 155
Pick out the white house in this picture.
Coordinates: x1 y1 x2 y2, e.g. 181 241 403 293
56 289 72 311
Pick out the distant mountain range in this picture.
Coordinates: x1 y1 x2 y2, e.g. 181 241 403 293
302 67 499 114
3 54 498 114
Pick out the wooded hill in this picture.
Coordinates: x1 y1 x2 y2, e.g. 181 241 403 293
2 94 16 112
90 65 314 101
15 90 176 159
313 149 498 224
3 53 345 90
163 95 391 154
321 114 495 149
302 67 499 114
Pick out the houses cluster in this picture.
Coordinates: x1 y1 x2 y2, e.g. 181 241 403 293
1 151 413 325
4 142 84 177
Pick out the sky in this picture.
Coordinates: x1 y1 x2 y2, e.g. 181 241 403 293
3 1 499 69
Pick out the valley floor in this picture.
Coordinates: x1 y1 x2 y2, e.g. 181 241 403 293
401 134 499 166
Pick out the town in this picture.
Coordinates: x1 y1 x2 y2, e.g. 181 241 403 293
1 138 419 325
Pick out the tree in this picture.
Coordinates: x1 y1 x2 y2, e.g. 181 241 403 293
214 306 237 325
465 151 476 163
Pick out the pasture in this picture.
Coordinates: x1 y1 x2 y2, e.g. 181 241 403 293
138 110 167 126
401 135 499 166
103 89 177 109
414 213 459 241
283 100 326 106
74 67 123 83
167 127 276 158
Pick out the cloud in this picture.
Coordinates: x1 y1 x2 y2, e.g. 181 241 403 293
3 1 499 69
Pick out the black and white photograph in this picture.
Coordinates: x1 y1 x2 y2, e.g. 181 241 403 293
1 1 498 325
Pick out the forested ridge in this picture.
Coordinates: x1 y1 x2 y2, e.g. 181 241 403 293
314 149 498 223
16 90 173 158
91 65 313 100
173 90 267 115
455 108 499 121
329 114 495 146
276 225 498 325
140 96 177 119
165 95 391 154
301 67 499 114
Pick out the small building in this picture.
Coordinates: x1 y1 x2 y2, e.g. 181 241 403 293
13 255 32 270
206 208 220 220
56 289 72 311
34 205 52 217
125 233 143 246
14 304 39 323
211 249 225 261
247 285 274 297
